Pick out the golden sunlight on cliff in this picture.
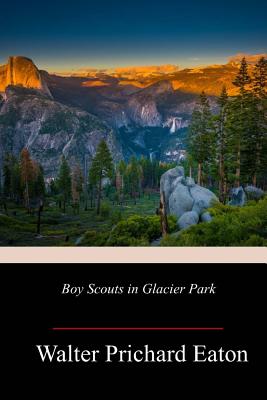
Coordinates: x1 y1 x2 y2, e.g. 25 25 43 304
0 56 51 96
82 80 110 87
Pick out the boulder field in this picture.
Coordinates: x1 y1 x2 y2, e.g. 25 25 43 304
160 166 218 230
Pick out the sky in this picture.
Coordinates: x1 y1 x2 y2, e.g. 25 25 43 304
0 0 266 71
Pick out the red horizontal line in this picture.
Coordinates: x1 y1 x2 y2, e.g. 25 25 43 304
52 327 224 331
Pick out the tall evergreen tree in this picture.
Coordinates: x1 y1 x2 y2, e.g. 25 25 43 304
71 164 84 212
231 57 251 186
251 57 267 186
58 156 71 213
2 153 21 201
20 148 35 211
89 140 113 215
125 156 142 202
215 86 229 202
3 154 13 198
252 57 267 98
187 91 214 185
32 161 46 200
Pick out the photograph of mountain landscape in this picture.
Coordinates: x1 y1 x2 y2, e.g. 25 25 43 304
0 0 266 247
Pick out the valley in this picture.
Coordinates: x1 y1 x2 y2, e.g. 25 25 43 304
0 53 266 247
0 54 253 178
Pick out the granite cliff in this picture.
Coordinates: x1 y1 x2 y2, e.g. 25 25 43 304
0 86 122 177
0 56 51 97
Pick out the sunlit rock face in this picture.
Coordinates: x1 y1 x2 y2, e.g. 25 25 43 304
0 56 52 97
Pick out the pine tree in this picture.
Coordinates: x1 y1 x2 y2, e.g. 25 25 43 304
3 154 13 198
116 160 126 195
58 155 71 213
231 57 251 186
71 164 84 213
233 57 251 95
252 57 267 98
32 161 46 200
187 91 214 185
215 86 229 202
20 148 35 211
89 140 113 215
251 57 267 186
125 156 142 203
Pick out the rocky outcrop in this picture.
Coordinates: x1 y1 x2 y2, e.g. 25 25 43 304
127 98 162 127
160 166 219 229
0 56 52 97
228 187 247 206
178 211 199 230
228 185 265 206
0 86 123 177
244 186 265 200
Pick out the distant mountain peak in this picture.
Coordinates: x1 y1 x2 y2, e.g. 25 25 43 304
0 56 52 97
228 53 267 65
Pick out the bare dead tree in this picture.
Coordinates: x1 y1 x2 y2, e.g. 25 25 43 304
159 190 169 236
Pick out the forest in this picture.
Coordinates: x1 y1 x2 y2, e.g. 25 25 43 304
0 57 266 246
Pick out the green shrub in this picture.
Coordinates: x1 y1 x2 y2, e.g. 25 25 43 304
107 214 162 246
100 202 111 218
161 198 267 246
242 235 267 246
110 210 123 225
0 215 35 232
79 230 110 246
168 215 178 233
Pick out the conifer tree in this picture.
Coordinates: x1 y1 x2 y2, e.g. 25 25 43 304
32 161 46 200
231 57 251 186
251 57 267 186
58 155 71 213
252 57 267 98
187 91 214 185
71 164 84 212
125 156 142 202
3 154 13 198
215 86 229 202
89 140 113 215
20 148 34 211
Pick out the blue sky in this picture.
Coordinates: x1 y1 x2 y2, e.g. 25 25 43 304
0 0 266 70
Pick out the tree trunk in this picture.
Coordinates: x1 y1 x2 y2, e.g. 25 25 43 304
159 190 169 237
253 141 261 187
3 201 8 215
223 180 228 204
197 163 202 185
37 200 44 234
96 176 102 215
252 174 257 187
235 143 241 187
219 152 225 202
25 178 30 213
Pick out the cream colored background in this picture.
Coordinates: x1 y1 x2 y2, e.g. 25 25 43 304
0 247 266 263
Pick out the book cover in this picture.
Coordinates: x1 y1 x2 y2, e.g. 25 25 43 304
0 0 266 395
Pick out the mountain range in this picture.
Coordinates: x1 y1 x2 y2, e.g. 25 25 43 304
0 54 265 177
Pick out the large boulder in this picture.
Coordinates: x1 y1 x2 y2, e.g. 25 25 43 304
229 187 247 206
169 183 194 218
178 211 199 230
200 211 213 223
160 167 219 230
190 185 218 214
244 186 265 200
160 166 185 213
